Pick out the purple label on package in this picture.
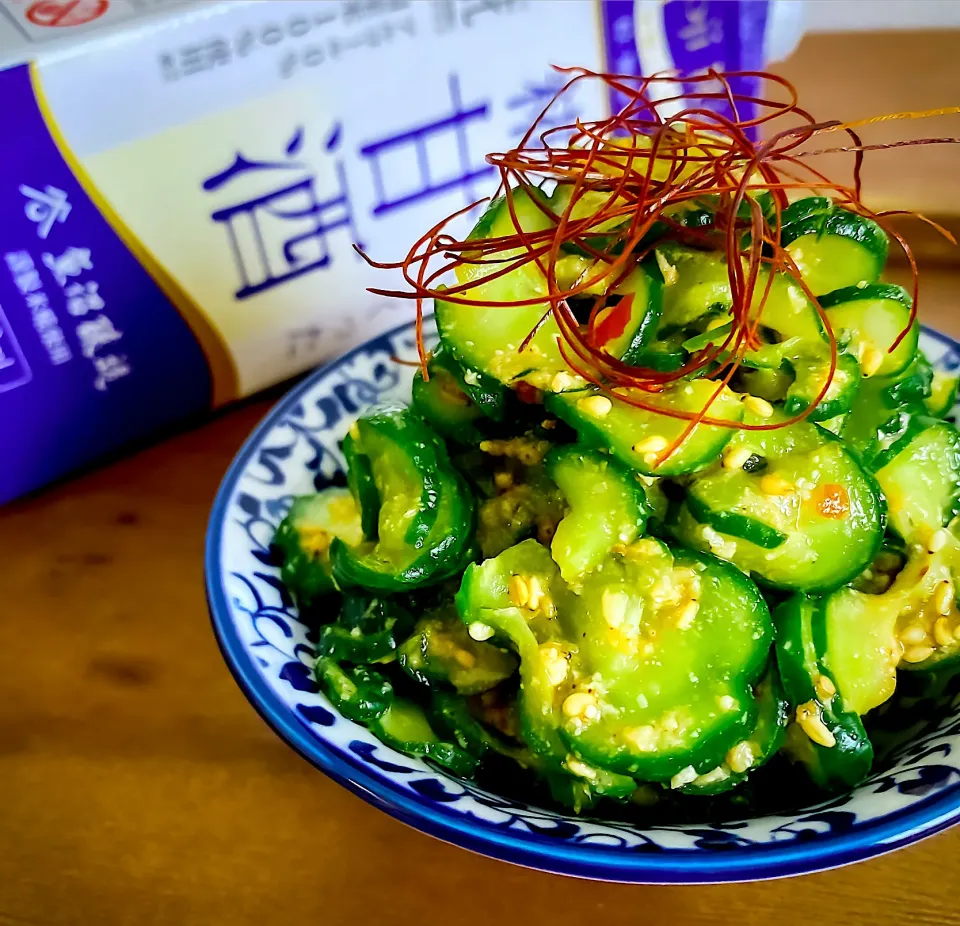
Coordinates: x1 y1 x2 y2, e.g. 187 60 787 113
600 0 770 131
0 64 211 505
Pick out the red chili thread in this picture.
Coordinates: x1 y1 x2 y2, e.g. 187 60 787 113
359 67 960 452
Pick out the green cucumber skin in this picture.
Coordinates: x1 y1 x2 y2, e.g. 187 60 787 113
685 492 788 550
333 409 477 591
781 204 888 266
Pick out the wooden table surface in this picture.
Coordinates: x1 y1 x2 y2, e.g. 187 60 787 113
2 268 959 925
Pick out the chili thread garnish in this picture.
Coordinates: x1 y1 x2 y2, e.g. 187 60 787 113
359 67 960 460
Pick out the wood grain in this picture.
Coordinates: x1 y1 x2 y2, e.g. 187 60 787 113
771 30 960 220
1 271 959 925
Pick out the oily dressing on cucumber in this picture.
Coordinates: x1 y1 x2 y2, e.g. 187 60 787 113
269 114 960 818
671 413 886 592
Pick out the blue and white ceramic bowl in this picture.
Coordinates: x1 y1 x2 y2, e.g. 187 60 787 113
206 319 960 883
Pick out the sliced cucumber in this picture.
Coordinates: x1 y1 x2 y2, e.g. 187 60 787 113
273 488 365 608
398 610 518 694
783 351 861 422
673 416 885 592
927 370 960 418
456 539 772 784
547 764 638 811
315 658 393 723
781 201 888 296
893 525 960 672
430 691 532 765
774 595 874 790
561 547 772 782
658 246 827 366
679 663 789 795
685 491 787 550
545 379 743 477
884 352 934 407
821 284 917 378
819 414 847 436
735 366 791 403
624 337 687 373
373 699 479 776
454 539 574 761
593 263 664 364
342 433 380 540
657 244 736 330
545 445 649 583
331 408 476 591
875 420 960 542
318 592 414 664
779 197 832 231
436 187 565 386
840 363 929 471
411 349 487 444
818 587 900 715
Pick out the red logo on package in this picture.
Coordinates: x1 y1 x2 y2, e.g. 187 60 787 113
25 0 109 27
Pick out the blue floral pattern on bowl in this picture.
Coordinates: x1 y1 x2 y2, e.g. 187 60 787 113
206 320 960 883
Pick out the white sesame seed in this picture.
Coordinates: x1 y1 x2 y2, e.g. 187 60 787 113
565 756 598 780
743 395 774 418
633 434 669 455
796 701 837 748
601 588 628 628
934 617 954 649
935 580 955 616
526 575 546 611
723 445 754 470
900 624 929 646
815 674 837 701
718 695 737 711
727 741 756 774
540 644 569 686
928 528 950 554
578 394 612 417
562 691 600 721
760 473 794 496
902 645 935 664
550 371 583 393
509 575 531 609
670 765 699 789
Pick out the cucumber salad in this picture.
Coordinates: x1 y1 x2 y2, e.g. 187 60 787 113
272 76 960 812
